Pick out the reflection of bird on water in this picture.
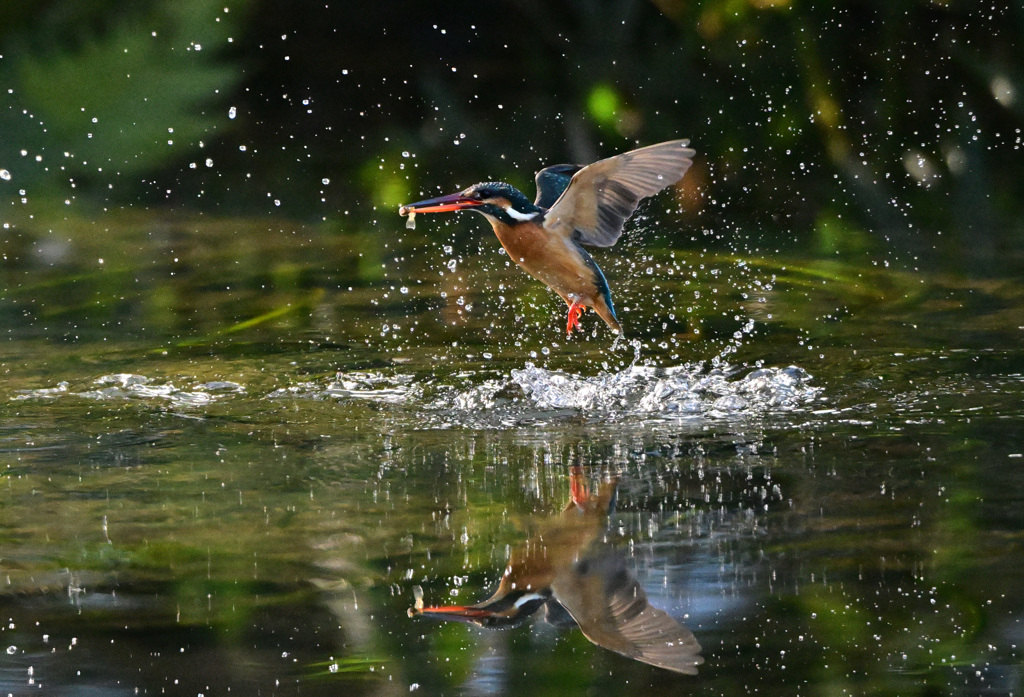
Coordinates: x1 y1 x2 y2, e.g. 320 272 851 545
399 140 695 336
409 468 704 675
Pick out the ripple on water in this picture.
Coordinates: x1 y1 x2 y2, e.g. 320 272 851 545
13 374 245 408
266 371 415 404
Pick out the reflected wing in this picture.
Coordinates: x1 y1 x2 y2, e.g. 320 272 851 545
551 551 703 674
543 140 695 247
534 164 585 209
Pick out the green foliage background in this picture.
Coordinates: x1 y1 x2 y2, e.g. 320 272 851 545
1 0 1022 271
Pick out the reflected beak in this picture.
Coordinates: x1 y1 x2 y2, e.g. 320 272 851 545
413 605 495 624
399 193 483 215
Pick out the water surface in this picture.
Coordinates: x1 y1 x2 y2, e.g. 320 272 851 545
2 214 1023 696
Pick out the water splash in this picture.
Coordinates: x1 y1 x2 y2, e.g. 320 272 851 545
267 371 415 404
431 361 820 423
13 374 244 407
10 382 69 399
10 363 819 422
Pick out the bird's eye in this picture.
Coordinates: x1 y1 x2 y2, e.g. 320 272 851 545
475 189 491 199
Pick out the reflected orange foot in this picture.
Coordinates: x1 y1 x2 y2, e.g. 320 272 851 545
566 301 585 335
569 466 589 508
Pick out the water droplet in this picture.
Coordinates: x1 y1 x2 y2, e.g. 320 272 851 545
228 106 237 119
0 169 10 181
321 177 330 185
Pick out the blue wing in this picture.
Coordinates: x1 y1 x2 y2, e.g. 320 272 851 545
533 163 585 209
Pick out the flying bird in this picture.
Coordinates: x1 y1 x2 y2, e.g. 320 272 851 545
409 469 704 674
399 140 695 335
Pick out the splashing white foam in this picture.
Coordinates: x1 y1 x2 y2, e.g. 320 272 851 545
267 371 415 404
10 363 819 424
436 362 819 419
13 374 244 408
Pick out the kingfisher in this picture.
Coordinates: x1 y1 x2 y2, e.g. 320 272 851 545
409 468 704 674
399 140 695 336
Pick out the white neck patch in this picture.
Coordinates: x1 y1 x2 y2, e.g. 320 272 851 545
513 592 547 608
504 206 539 222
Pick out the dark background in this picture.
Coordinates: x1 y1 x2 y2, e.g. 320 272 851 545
2 0 1022 272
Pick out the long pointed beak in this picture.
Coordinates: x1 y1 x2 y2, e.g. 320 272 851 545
412 605 495 624
398 193 483 216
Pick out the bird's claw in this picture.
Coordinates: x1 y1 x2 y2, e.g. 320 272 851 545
566 301 585 335
569 466 589 508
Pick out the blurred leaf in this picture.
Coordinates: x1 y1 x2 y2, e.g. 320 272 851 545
0 0 244 192
360 154 413 211
814 210 872 256
586 83 621 127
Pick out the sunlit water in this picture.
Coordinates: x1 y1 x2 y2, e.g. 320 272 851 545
2 219 1024 697
14 359 821 424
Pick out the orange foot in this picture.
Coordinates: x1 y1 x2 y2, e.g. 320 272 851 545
569 466 589 508
566 301 585 335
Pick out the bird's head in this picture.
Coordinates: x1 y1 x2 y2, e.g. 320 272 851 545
411 587 551 629
400 182 541 226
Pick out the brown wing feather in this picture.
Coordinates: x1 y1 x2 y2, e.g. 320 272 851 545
551 551 704 674
544 140 696 247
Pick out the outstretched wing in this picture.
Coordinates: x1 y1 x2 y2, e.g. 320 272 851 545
534 164 585 209
543 140 695 248
551 550 704 674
